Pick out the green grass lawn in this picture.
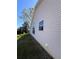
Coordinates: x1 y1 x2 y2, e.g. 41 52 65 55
17 33 53 59
17 33 29 40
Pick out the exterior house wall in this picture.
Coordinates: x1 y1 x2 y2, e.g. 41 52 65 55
30 0 61 59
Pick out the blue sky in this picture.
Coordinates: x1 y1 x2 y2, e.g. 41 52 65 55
17 0 38 28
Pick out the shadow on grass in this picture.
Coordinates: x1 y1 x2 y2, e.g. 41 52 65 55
17 33 54 59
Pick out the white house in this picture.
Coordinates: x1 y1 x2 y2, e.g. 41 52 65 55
25 0 61 59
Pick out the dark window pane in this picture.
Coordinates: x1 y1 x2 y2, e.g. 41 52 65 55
39 20 44 31
32 27 35 34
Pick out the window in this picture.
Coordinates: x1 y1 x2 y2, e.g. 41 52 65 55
39 20 44 31
32 27 35 34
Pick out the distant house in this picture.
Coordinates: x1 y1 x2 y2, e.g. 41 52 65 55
25 0 61 59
